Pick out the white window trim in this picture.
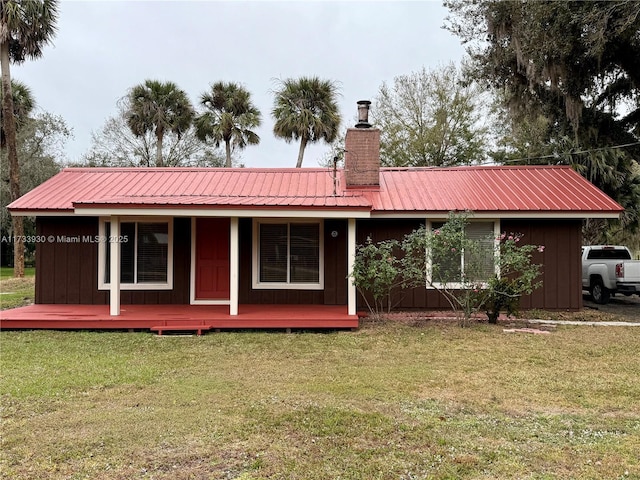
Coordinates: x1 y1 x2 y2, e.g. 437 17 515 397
98 217 174 291
252 219 324 290
425 219 500 289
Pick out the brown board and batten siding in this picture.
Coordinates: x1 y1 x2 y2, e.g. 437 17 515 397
237 218 349 306
323 219 349 305
356 218 583 312
35 217 191 305
36 217 105 305
502 219 583 311
34 216 583 310
355 218 453 310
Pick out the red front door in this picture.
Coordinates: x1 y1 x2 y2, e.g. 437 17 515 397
195 218 230 300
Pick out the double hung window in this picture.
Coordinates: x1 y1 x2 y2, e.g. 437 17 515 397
428 221 498 286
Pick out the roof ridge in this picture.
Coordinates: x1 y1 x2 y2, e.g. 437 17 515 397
63 167 337 172
75 193 360 199
62 165 573 174
380 165 571 171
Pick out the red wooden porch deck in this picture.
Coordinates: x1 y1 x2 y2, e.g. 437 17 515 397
0 304 359 332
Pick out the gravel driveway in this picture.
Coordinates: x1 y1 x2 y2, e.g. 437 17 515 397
582 292 640 322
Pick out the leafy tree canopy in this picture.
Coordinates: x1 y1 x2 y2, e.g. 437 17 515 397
1 112 69 265
445 0 640 241
83 98 227 168
1 0 59 276
372 63 490 167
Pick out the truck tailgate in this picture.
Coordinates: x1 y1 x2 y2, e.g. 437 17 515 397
621 262 640 282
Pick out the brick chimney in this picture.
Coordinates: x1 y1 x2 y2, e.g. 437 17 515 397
344 100 380 188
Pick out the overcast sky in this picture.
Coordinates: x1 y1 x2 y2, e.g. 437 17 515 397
14 0 466 168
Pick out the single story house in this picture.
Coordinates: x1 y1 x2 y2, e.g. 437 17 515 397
1 104 623 332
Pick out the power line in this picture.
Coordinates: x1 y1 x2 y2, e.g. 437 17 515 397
499 141 640 165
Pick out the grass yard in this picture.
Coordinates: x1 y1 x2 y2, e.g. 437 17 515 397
1 322 639 479
0 267 35 310
0 267 35 280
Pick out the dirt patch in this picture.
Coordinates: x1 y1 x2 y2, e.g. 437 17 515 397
0 277 34 291
361 295 639 327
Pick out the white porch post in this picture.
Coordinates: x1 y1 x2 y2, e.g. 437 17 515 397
347 218 357 316
109 216 121 316
229 217 239 316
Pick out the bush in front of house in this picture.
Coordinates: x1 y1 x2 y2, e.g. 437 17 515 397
352 211 544 325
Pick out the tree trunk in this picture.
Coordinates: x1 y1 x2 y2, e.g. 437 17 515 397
155 128 164 167
296 136 308 168
1 41 25 278
486 310 499 324
225 140 232 168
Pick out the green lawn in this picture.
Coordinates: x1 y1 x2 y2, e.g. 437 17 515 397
0 267 35 310
1 322 639 479
0 267 35 280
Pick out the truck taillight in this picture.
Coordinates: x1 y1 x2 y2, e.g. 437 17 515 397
615 263 624 278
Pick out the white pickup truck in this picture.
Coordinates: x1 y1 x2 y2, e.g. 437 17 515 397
582 245 640 304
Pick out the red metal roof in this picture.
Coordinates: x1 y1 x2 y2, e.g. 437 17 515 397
8 168 370 212
8 165 623 216
372 166 624 214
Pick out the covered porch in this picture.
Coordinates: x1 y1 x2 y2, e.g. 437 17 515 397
103 215 360 319
0 304 360 333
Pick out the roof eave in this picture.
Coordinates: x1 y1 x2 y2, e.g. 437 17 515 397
11 208 621 220
70 205 372 219
8 208 75 217
370 210 622 219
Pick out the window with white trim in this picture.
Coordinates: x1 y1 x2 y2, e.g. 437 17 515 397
428 220 498 286
98 218 173 290
253 220 323 290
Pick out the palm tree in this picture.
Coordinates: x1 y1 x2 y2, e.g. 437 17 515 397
194 81 261 168
1 0 58 277
272 77 342 168
1 80 35 148
125 80 194 167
